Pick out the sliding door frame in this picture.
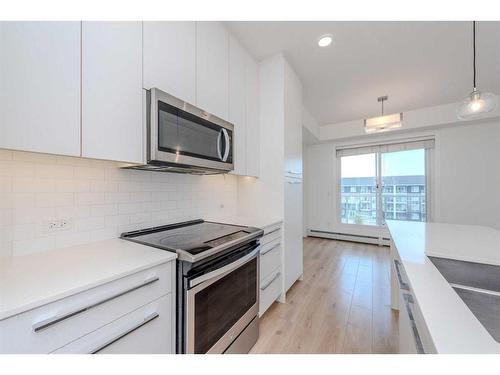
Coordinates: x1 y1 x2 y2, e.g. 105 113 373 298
336 147 432 231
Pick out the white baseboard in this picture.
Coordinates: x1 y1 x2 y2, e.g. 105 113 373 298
307 229 390 246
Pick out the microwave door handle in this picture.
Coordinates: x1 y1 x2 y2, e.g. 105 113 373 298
222 129 230 162
217 130 223 160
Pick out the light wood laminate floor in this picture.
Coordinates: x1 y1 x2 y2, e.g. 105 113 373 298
251 237 398 354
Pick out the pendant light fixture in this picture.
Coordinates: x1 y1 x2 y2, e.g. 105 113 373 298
456 21 498 120
364 96 403 133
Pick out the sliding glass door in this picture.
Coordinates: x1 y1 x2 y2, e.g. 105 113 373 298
340 153 378 225
340 145 428 226
381 149 426 222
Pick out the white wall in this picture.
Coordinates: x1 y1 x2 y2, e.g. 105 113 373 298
433 120 500 229
237 55 285 218
304 119 500 235
0 149 237 257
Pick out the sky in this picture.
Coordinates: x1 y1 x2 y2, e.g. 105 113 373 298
341 149 425 178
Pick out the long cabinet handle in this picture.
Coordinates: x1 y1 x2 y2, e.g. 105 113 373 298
287 181 302 184
261 243 280 255
32 276 160 333
264 227 280 237
402 294 425 354
287 170 302 175
261 272 281 291
394 259 410 291
90 312 160 354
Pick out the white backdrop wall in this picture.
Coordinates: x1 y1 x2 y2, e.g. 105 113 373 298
304 119 500 235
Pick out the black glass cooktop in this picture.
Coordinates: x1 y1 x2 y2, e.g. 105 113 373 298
121 219 258 256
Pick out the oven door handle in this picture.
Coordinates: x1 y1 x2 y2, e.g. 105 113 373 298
189 246 260 288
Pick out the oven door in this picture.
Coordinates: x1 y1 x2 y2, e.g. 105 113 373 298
149 88 234 171
185 247 259 354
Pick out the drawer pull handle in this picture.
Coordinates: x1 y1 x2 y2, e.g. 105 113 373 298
32 276 160 333
402 294 425 354
90 312 160 354
264 227 280 237
261 243 280 255
394 259 410 291
261 272 281 291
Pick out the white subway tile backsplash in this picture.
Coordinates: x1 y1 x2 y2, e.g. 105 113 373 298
1 150 238 256
36 192 74 207
90 204 118 217
0 209 13 226
12 178 56 193
0 149 13 161
75 192 106 205
0 177 12 192
36 164 74 179
90 180 119 193
75 217 105 232
75 166 105 180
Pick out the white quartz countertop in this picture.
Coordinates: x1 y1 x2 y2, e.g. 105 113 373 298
206 215 282 231
387 220 500 353
0 239 176 321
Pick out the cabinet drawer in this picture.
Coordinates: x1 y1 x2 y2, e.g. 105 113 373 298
260 239 281 281
259 268 281 317
0 261 173 354
260 226 281 245
53 294 172 354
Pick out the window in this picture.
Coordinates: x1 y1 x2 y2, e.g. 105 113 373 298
340 153 377 225
396 186 407 193
339 145 429 226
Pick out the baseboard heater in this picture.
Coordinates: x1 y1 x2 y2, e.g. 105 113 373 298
308 229 390 246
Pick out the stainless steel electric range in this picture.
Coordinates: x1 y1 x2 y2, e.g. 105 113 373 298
121 219 263 354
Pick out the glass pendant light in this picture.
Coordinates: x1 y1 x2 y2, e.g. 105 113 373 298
457 21 498 120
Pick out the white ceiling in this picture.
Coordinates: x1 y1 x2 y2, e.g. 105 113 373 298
225 21 500 126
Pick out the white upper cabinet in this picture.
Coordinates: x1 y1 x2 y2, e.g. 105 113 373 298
245 55 260 177
196 22 228 119
284 62 303 177
143 22 196 104
0 22 81 156
228 34 247 176
82 22 143 163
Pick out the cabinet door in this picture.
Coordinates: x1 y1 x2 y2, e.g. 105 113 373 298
82 21 143 163
196 22 228 120
284 176 303 292
0 21 81 156
228 34 246 176
284 63 303 176
143 21 196 104
245 55 260 177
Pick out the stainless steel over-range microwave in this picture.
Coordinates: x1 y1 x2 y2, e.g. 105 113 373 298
128 88 234 174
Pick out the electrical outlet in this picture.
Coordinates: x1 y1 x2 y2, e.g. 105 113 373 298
46 219 71 232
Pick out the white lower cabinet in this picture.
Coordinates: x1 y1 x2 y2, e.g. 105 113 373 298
53 295 171 354
284 176 303 292
259 268 282 317
258 223 283 316
0 261 175 354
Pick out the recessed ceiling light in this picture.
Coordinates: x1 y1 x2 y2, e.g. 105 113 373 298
318 34 333 47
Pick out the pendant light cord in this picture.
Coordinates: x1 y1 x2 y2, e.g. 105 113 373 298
473 20 476 89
